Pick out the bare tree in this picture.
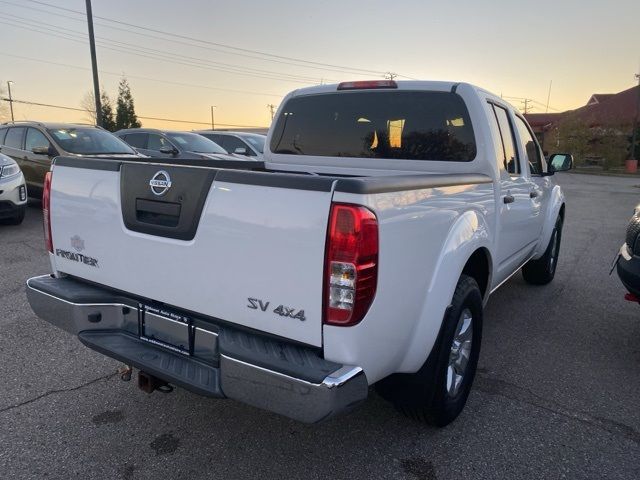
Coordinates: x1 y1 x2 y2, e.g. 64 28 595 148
0 82 8 122
80 90 98 124
80 88 117 131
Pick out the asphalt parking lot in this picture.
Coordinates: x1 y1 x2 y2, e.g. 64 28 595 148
1 172 639 480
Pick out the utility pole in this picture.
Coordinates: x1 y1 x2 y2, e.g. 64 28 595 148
384 72 398 80
267 104 276 122
6 81 14 122
521 98 533 114
85 0 102 127
630 73 640 161
545 80 553 113
210 105 216 130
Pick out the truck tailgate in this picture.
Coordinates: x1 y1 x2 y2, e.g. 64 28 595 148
49 160 335 347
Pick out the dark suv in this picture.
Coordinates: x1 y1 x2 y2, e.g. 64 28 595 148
616 207 640 300
115 128 251 162
0 122 142 197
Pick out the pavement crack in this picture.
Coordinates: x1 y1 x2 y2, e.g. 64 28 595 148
474 373 640 445
0 372 118 415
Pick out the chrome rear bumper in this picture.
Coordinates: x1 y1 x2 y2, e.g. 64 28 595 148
26 275 368 423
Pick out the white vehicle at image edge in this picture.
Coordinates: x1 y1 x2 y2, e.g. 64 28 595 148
26 80 573 426
0 152 27 225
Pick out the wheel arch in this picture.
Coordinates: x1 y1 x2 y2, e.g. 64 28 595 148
461 247 492 302
396 209 493 373
534 185 565 259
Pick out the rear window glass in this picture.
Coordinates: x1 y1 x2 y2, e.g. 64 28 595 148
4 127 25 149
270 91 476 161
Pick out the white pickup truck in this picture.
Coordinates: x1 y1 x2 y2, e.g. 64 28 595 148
27 80 572 426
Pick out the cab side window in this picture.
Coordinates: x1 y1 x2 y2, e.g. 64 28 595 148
491 105 519 175
514 116 544 175
25 128 51 152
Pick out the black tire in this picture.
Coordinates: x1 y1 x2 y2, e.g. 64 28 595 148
0 205 26 225
522 216 563 285
376 274 483 427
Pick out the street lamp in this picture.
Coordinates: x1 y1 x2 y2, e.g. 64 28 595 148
7 81 14 122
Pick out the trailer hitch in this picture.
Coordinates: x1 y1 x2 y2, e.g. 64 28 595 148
137 371 173 394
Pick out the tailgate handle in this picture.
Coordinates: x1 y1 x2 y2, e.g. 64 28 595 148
135 198 181 227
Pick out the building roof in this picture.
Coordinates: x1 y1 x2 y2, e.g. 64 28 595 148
570 85 639 127
526 85 639 131
587 94 615 105
523 112 563 129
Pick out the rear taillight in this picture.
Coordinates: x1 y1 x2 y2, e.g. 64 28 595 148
43 171 53 253
324 203 378 326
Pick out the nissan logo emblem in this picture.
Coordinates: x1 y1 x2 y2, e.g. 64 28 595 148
149 170 172 196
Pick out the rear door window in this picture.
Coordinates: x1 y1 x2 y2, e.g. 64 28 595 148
492 105 519 175
207 134 223 145
123 133 147 149
270 91 476 161
4 127 25 150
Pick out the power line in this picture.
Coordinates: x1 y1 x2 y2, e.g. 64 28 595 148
0 52 283 98
8 0 366 79
503 95 561 112
521 98 533 114
1 97 88 112
0 97 268 128
20 0 390 77
0 14 328 85
0 9 327 83
0 0 378 79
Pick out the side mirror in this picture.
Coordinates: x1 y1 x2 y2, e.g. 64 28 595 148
234 147 248 155
159 146 177 155
548 153 573 174
32 145 54 156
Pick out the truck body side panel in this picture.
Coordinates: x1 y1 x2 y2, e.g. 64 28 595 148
324 182 495 383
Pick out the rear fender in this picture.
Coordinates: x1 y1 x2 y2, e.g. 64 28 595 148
397 209 491 372
533 185 564 259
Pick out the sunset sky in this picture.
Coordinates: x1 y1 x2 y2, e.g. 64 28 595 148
1 0 638 129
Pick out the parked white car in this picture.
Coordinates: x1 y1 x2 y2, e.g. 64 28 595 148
27 80 572 426
0 152 27 224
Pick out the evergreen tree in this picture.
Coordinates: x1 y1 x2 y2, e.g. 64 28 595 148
115 77 141 130
100 91 117 131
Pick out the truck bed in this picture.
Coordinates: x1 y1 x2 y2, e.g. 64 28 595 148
48 156 491 348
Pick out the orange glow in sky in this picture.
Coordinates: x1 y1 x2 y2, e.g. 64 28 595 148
1 0 638 130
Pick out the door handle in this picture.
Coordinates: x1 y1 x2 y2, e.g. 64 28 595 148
529 190 539 198
503 194 515 204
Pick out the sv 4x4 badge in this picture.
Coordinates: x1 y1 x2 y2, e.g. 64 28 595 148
247 298 306 321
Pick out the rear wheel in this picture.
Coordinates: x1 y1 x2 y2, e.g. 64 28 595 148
376 274 483 426
522 216 563 285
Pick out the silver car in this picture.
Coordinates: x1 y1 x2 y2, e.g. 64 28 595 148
0 152 27 225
